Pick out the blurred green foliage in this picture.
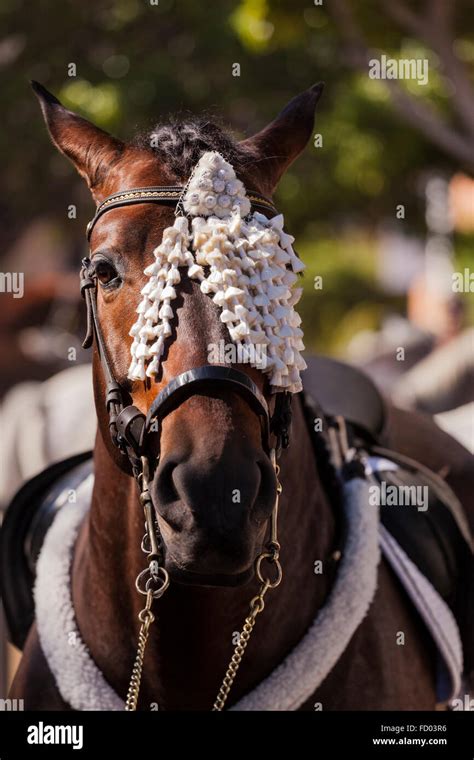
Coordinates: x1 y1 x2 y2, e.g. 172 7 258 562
1 0 472 351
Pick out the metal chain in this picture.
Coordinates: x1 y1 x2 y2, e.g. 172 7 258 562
125 457 169 711
213 459 283 711
125 453 283 712
125 590 155 711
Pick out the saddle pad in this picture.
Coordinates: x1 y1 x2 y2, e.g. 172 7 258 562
0 452 93 649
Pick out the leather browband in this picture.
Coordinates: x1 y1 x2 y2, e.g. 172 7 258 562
86 185 278 240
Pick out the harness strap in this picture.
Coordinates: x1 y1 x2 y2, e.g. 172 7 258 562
80 259 143 472
145 365 271 454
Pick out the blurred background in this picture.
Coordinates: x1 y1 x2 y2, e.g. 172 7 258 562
0 0 473 695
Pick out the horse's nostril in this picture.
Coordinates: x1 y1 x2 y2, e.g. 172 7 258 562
149 448 277 577
154 457 179 505
152 448 276 528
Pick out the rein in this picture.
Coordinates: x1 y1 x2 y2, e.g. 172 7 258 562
80 181 293 711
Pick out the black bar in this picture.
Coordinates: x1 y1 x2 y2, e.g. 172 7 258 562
0 710 473 757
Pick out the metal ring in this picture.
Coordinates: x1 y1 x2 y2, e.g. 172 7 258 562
135 566 170 598
255 552 283 588
249 595 265 615
138 608 155 625
135 568 151 595
146 567 170 598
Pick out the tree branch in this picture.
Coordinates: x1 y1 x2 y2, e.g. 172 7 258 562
385 80 474 170
380 0 474 136
329 0 474 170
379 0 424 38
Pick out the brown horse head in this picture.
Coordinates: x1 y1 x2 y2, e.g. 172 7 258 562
33 81 323 585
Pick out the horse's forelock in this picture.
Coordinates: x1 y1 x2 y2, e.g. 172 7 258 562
132 118 254 181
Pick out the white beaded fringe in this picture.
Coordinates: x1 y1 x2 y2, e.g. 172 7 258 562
128 151 306 394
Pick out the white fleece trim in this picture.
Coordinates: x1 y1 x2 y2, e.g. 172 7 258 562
34 475 379 711
34 475 124 711
232 477 379 710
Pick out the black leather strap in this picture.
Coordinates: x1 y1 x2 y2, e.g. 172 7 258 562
270 391 292 451
80 258 144 468
86 185 277 239
145 366 270 450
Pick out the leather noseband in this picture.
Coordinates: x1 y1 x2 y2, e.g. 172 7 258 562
145 366 270 450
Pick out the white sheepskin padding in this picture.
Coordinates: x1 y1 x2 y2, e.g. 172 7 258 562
34 476 124 711
232 477 380 710
127 151 306 393
34 475 380 711
34 469 463 709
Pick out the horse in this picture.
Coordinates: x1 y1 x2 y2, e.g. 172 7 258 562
9 81 474 711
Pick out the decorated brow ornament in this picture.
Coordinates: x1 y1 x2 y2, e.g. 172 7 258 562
128 151 306 394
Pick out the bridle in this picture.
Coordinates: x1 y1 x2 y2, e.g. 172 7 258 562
80 182 294 711
81 186 292 471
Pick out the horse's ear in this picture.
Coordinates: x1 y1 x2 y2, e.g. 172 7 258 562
240 83 324 194
31 81 125 201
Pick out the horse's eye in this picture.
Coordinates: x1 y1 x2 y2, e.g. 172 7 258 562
94 259 120 288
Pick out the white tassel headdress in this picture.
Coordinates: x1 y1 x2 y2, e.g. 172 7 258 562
128 151 306 393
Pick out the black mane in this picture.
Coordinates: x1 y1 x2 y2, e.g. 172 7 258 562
133 117 253 180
